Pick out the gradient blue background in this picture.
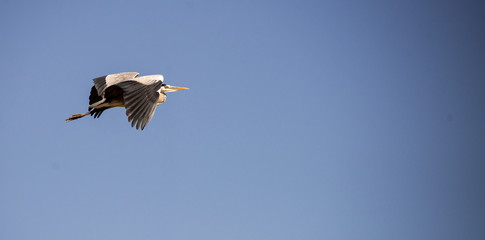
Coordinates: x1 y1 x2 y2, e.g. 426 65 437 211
1 0 484 239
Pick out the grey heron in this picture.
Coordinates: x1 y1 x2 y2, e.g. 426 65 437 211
66 72 188 130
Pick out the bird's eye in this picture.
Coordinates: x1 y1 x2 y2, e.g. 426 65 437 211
164 85 169 88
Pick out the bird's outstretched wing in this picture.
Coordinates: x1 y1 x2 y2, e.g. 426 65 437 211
116 80 163 130
92 72 139 96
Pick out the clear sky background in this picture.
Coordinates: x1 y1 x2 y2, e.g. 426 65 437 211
1 0 484 239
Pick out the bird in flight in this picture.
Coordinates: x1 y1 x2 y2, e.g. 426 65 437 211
66 72 188 130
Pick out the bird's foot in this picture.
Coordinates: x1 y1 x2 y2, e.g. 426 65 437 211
65 112 90 122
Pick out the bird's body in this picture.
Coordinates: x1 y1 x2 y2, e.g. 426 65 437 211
66 72 188 130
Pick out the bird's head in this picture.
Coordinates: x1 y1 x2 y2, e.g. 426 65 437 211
161 84 189 93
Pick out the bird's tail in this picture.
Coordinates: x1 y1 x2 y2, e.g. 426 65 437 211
65 112 90 123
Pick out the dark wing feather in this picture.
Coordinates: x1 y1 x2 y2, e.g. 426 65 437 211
92 76 108 96
116 80 163 130
90 108 107 118
88 86 102 110
104 85 124 102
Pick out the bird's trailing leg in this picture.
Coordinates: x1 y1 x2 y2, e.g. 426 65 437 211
65 112 91 122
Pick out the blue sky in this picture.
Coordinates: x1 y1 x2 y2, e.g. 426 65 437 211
1 0 484 239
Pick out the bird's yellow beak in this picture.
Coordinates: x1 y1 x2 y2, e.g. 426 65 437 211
170 86 189 91
163 85 189 93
